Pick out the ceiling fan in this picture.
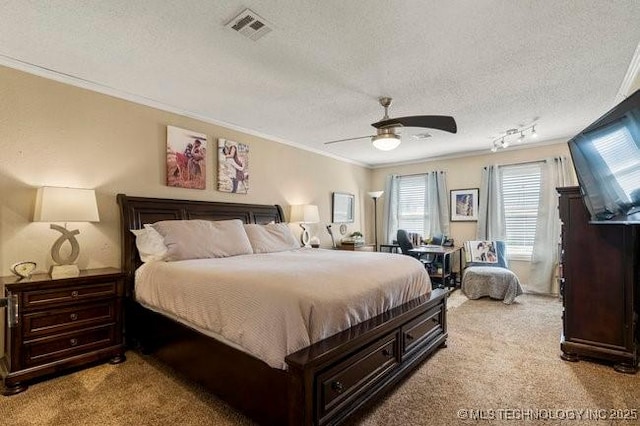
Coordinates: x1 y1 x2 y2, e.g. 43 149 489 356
323 97 457 151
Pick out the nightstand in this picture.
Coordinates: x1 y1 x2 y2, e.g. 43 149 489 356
1 268 126 395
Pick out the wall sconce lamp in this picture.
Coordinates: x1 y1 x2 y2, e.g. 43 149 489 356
490 124 538 152
290 204 320 247
34 187 100 278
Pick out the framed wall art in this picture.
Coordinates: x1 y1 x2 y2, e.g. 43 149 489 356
218 138 249 194
166 126 207 190
450 188 479 221
332 192 355 223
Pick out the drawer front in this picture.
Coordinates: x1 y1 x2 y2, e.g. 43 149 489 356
23 325 116 367
402 305 443 356
23 302 115 338
318 332 398 421
23 282 118 309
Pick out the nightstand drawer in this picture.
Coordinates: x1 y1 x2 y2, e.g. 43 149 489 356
23 325 116 367
23 282 118 309
23 302 116 338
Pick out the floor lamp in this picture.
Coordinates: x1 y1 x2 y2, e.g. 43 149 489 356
367 191 384 251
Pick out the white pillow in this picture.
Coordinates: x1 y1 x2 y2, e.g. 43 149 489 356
152 219 253 261
244 223 301 253
130 225 168 262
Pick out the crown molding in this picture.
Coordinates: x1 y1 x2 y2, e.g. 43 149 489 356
616 41 640 103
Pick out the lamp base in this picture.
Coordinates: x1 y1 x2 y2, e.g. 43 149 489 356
50 264 80 279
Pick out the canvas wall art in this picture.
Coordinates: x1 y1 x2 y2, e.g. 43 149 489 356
166 126 207 190
218 138 249 194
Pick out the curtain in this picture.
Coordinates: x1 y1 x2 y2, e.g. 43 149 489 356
427 171 450 237
528 156 575 294
382 174 399 244
476 165 505 240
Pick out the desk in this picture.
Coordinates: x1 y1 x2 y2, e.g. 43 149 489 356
379 244 401 253
408 245 463 288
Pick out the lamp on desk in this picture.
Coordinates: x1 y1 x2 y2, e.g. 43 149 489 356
367 191 384 251
34 187 100 278
290 204 320 247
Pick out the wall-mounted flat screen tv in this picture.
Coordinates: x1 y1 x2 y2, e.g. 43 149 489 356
568 89 640 224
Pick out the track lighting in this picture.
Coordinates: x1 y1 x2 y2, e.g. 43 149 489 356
490 124 538 152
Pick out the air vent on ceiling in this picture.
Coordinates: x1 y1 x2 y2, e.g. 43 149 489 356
412 133 432 141
226 8 272 41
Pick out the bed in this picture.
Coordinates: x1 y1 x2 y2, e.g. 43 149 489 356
117 194 448 425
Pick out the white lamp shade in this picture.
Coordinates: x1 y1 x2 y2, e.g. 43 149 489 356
367 191 384 199
34 187 100 223
290 204 320 223
371 134 401 151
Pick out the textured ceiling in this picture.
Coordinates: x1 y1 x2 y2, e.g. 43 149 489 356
1 1 640 167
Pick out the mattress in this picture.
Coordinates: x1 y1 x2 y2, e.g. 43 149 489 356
135 248 431 369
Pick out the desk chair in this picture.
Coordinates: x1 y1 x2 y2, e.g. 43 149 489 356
397 230 433 266
397 230 446 287
461 240 523 304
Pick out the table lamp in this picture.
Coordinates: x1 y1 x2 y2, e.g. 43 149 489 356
290 204 320 247
34 186 100 278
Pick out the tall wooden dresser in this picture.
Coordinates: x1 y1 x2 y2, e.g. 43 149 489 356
558 186 639 373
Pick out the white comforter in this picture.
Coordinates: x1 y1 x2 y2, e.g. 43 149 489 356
135 248 431 369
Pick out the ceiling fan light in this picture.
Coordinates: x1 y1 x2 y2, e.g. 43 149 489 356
372 133 401 151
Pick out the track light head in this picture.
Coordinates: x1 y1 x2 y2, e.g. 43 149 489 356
490 123 539 152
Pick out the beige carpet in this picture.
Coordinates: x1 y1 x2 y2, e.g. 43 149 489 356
2 292 638 425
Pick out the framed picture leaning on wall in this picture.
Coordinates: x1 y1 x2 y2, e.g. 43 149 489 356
450 188 479 221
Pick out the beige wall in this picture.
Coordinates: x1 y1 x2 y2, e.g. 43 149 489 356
370 142 575 286
0 65 372 280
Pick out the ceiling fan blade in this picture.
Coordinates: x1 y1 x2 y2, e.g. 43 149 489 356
323 135 373 145
372 115 457 134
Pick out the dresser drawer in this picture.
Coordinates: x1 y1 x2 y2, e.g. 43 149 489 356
402 305 443 356
22 282 118 310
318 332 398 421
23 325 116 367
23 301 116 338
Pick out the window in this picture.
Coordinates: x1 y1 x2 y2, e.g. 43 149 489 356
397 174 428 236
500 163 542 259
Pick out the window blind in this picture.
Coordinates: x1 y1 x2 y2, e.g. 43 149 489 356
397 175 428 236
501 163 542 258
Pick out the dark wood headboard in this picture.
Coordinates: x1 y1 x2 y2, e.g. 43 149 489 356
117 194 285 294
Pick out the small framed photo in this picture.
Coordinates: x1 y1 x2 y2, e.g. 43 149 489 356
450 188 479 222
